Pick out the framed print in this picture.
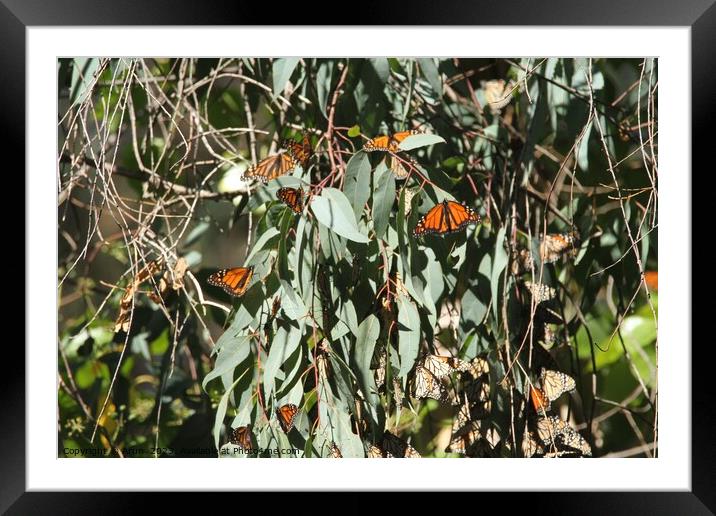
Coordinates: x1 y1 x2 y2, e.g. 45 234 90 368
6 0 710 512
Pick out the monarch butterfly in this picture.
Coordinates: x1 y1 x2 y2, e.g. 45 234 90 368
529 385 551 412
539 231 579 263
371 347 387 390
382 154 417 180
242 153 300 183
540 368 576 402
413 200 481 237
382 431 421 458
366 443 383 458
524 281 556 303
421 354 467 378
412 365 450 403
277 187 305 214
276 403 299 432
522 429 544 458
282 133 312 168
448 419 482 455
557 426 592 456
207 266 254 297
535 415 569 445
229 425 252 450
329 441 343 458
363 130 420 153
511 246 533 276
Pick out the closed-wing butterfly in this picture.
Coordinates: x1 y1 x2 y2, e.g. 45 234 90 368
382 431 421 458
535 415 569 445
524 281 556 304
557 426 592 456
277 187 305 214
329 441 343 458
382 154 417 180
229 425 252 450
529 385 551 412
421 354 468 378
540 368 576 402
412 365 450 403
276 403 299 432
363 130 420 153
207 266 254 297
413 200 481 237
539 231 580 263
366 443 383 458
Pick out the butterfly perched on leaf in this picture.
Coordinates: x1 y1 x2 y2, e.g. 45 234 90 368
242 133 312 183
363 130 420 153
539 231 580 263
412 365 451 403
229 425 252 450
276 403 299 432
540 368 576 402
207 266 254 297
277 187 305 214
413 200 481 237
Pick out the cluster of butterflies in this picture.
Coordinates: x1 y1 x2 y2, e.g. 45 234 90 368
228 403 299 450
522 369 591 457
206 129 483 297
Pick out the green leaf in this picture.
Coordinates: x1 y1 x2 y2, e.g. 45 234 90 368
311 188 370 243
263 324 302 399
353 314 380 416
398 133 446 151
213 369 251 450
348 125 361 137
70 58 99 106
202 335 252 391
272 58 300 97
397 294 420 378
371 160 396 239
343 152 372 219
491 226 508 321
418 58 442 96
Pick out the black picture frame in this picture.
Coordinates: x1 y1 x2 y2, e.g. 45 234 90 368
6 1 709 512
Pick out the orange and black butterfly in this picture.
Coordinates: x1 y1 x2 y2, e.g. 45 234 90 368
207 266 254 297
242 134 311 183
276 403 299 432
229 425 252 450
539 231 580 263
277 187 305 214
529 385 550 413
363 130 419 153
413 200 481 237
282 133 312 169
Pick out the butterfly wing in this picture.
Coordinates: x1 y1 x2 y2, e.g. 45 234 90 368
539 231 579 263
413 202 448 237
529 386 551 412
277 187 304 214
366 444 383 458
540 368 576 402
422 354 464 378
413 365 449 403
243 153 298 183
386 155 411 179
207 266 254 297
535 415 569 445
390 129 419 149
282 133 312 168
277 403 299 432
363 134 393 152
524 281 556 303
329 441 343 458
229 426 252 449
413 201 480 237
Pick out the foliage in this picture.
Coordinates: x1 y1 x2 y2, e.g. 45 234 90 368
57 57 657 458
